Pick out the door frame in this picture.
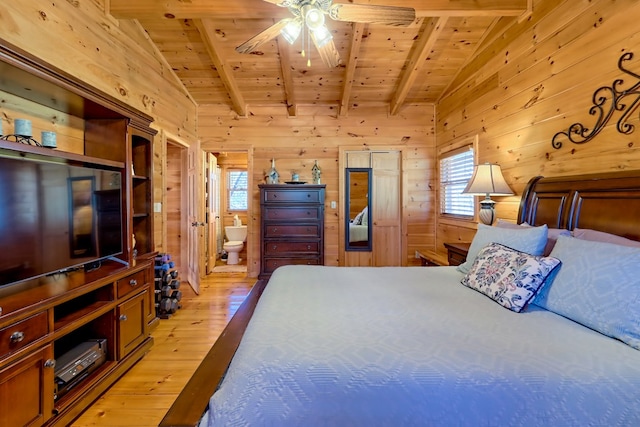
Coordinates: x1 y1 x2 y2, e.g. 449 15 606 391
203 147 255 277
338 146 409 266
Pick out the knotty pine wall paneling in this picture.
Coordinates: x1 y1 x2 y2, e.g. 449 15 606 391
199 104 437 277
0 1 199 256
435 0 640 256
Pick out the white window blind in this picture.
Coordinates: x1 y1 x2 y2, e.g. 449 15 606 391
439 147 475 217
227 170 248 210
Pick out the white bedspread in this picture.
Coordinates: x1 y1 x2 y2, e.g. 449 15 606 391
202 265 640 426
348 223 368 242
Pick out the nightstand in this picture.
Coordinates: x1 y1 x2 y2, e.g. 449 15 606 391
416 249 448 266
443 242 471 266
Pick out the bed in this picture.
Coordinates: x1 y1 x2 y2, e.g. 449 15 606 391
160 170 640 427
348 222 368 243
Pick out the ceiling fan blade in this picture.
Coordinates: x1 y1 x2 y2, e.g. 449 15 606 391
310 34 341 68
329 4 416 26
236 19 290 54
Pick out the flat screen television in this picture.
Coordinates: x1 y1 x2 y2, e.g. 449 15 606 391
0 151 124 287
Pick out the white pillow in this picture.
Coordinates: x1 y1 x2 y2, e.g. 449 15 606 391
456 223 548 274
360 206 368 226
353 210 364 225
535 235 640 350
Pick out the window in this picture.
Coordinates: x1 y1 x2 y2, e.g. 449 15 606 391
227 170 248 210
439 146 475 217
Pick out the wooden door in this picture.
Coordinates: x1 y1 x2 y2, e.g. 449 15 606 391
187 142 203 293
206 154 218 274
165 143 187 277
0 345 54 426
117 291 147 359
372 151 402 266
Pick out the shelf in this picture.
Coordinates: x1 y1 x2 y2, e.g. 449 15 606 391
0 140 125 169
53 302 113 337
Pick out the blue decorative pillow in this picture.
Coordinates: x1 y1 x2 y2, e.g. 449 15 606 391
535 235 640 349
461 243 561 313
457 223 548 274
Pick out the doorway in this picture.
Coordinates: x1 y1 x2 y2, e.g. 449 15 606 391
165 142 188 279
208 151 250 274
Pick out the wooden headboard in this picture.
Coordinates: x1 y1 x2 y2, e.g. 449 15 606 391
518 170 640 241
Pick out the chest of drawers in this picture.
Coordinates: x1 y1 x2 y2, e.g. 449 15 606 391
259 184 325 279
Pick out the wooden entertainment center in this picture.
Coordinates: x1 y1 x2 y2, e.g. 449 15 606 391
0 43 157 426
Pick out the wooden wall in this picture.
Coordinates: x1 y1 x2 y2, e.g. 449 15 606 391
435 0 640 255
199 104 436 277
0 0 199 254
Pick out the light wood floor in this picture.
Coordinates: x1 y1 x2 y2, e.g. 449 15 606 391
71 272 256 427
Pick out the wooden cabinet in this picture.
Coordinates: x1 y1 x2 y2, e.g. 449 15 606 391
117 290 148 359
0 345 54 427
0 261 154 427
444 242 471 266
259 184 325 279
0 42 157 426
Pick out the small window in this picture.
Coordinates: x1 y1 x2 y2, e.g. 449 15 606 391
439 147 475 217
227 170 248 211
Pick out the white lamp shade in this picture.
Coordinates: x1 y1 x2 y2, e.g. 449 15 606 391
462 163 514 196
312 26 333 47
281 19 302 44
304 5 325 30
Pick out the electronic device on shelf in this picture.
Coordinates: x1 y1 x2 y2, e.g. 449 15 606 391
54 339 107 400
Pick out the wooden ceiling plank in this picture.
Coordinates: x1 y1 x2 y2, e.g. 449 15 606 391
390 17 447 115
194 19 247 116
110 0 528 20
340 22 365 117
276 32 298 117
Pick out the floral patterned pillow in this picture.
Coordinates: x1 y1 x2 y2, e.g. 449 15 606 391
461 243 561 313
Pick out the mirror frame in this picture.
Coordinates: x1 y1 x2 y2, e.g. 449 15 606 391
345 167 372 251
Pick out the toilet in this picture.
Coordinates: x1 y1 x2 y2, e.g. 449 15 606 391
223 225 247 265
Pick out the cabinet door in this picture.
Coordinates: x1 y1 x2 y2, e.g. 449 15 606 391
0 345 54 426
117 291 148 359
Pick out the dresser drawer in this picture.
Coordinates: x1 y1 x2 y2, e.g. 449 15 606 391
263 257 321 274
264 241 320 256
263 206 322 221
117 269 147 298
264 224 321 238
263 188 323 203
0 311 48 359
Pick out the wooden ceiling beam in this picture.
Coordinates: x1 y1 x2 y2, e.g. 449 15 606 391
109 0 528 20
389 17 447 116
194 19 247 117
339 22 365 117
275 32 297 118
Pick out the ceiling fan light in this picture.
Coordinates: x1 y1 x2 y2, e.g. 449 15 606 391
312 25 333 48
303 5 325 31
281 19 302 44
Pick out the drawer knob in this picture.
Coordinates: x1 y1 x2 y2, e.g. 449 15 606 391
273 227 278 232
307 245 311 250
10 331 25 343
129 279 138 287
119 314 128 321
0 306 3 315
44 359 56 369
272 245 277 250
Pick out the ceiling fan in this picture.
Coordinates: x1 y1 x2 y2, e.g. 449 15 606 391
236 0 416 68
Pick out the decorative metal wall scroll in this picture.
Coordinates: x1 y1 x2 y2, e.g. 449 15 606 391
552 52 640 149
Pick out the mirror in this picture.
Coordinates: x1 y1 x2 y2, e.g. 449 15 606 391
68 176 97 258
345 168 372 251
